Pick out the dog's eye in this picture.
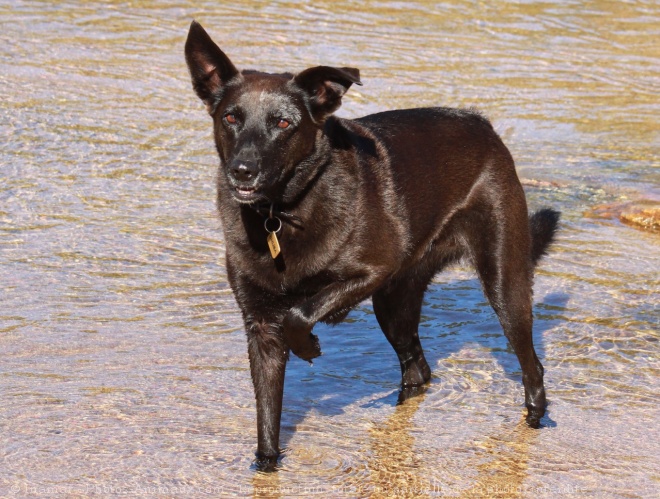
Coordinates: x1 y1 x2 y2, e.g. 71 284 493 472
225 114 237 124
277 119 290 129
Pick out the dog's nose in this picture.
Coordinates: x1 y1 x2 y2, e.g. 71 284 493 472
230 160 259 183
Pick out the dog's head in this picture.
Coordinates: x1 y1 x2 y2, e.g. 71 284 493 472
185 21 361 204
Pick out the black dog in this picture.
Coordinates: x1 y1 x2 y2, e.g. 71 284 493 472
185 21 559 468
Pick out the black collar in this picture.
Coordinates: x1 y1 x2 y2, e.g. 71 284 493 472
250 202 304 229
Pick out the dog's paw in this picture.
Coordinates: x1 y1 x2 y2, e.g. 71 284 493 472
253 451 281 472
397 384 428 404
292 332 322 363
525 406 545 429
283 310 322 362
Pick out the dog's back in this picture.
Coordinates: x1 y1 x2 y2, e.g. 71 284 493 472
344 108 541 275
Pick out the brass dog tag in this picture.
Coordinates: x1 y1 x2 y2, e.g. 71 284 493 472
267 231 281 259
264 212 283 259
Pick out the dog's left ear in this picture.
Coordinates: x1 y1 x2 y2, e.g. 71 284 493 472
293 66 362 121
185 21 240 114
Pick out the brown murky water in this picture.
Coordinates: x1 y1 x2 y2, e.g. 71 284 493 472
1 1 658 497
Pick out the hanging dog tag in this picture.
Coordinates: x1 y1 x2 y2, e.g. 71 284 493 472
264 216 282 259
267 231 281 259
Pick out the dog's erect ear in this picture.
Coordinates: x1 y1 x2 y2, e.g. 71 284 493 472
185 21 240 113
293 66 362 121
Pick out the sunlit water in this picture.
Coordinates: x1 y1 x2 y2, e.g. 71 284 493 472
1 1 658 497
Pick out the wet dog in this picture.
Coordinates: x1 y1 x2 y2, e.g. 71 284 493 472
184 20 559 468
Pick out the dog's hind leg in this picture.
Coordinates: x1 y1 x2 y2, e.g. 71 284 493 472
373 274 432 402
465 207 547 427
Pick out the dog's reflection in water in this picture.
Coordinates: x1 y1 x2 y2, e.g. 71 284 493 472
367 398 539 499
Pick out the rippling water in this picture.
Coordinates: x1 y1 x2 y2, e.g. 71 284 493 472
1 0 658 497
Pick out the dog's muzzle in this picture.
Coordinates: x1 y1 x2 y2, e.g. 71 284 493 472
228 159 265 202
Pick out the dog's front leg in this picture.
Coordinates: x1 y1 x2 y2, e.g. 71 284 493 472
246 320 288 468
284 271 386 361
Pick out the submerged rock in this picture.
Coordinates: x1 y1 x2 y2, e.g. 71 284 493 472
620 205 660 233
585 200 660 234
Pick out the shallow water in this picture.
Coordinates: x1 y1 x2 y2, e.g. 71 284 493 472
1 0 658 497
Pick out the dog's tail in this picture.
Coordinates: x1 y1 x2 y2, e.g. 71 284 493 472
529 208 560 267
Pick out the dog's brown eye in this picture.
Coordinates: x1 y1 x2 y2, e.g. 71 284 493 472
225 114 237 124
277 119 290 129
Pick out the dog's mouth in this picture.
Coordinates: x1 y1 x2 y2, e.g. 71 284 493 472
232 185 264 203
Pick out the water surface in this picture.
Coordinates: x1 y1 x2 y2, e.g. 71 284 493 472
1 0 658 497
